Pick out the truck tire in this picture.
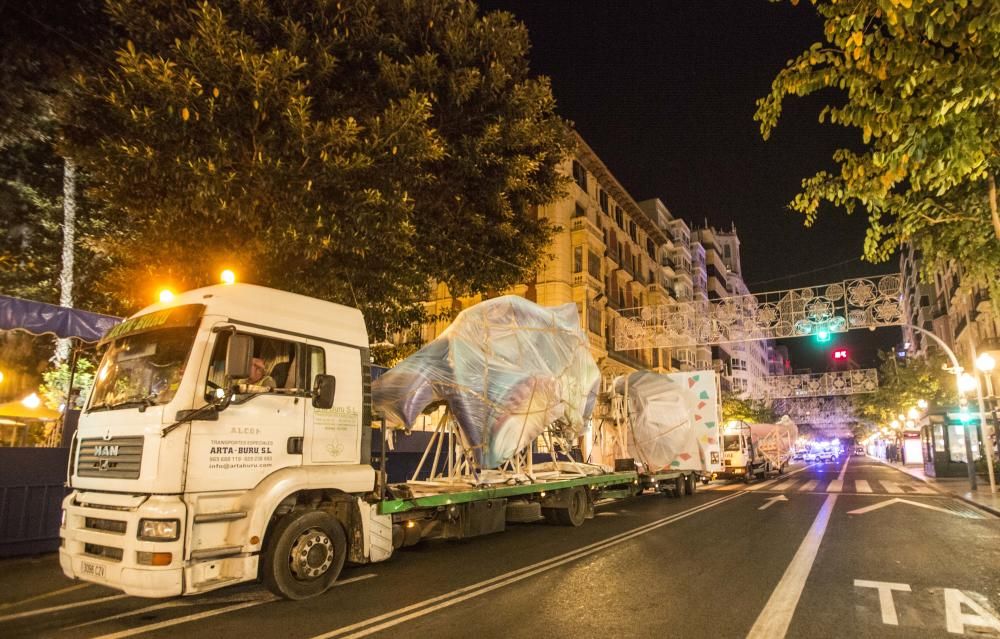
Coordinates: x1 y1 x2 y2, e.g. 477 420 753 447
685 473 697 495
673 476 685 498
262 510 347 600
743 465 753 484
543 486 587 526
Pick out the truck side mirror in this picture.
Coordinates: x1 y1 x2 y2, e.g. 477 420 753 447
226 334 253 379
313 374 336 409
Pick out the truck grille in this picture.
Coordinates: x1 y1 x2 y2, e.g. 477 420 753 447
85 517 127 534
77 437 143 479
84 543 123 562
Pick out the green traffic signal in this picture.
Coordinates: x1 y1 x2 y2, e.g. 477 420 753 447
816 330 831 343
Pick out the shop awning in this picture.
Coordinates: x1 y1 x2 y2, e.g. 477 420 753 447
0 294 120 343
0 399 61 421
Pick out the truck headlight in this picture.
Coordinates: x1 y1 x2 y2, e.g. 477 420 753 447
138 519 180 541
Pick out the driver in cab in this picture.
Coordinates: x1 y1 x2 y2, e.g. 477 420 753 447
239 357 275 393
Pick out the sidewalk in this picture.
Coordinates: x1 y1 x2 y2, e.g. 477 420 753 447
878 458 1000 517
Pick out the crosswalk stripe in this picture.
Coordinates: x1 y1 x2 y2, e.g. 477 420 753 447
771 480 798 491
855 480 872 493
881 480 904 493
909 484 936 495
827 479 843 492
798 480 819 492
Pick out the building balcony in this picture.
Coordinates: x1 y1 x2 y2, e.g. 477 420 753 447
572 272 603 289
571 215 603 240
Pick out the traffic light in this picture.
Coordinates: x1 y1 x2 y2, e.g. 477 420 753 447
833 348 848 360
957 395 972 423
815 330 831 343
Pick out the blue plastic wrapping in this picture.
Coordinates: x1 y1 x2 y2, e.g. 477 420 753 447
372 296 601 468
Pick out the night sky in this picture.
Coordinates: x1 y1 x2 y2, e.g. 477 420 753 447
478 0 901 371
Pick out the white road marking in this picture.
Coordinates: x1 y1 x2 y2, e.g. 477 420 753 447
759 495 789 511
798 480 819 492
838 455 850 480
746 494 838 639
847 498 980 518
827 480 843 493
91 599 273 639
909 484 937 495
88 574 376 639
308 492 748 639
854 579 911 625
944 588 1000 634
770 480 798 492
0 594 129 623
881 480 905 494
0 583 92 610
855 480 872 493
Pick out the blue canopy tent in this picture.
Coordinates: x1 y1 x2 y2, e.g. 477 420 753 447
0 294 120 342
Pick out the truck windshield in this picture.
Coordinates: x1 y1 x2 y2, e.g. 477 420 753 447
88 327 197 411
723 435 742 451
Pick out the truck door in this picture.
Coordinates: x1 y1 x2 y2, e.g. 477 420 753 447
185 326 305 492
303 341 364 465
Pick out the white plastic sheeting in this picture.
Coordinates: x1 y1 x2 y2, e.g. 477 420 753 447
372 296 600 469
613 370 707 472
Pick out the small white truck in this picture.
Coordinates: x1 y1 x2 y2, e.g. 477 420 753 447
59 284 705 600
717 418 798 482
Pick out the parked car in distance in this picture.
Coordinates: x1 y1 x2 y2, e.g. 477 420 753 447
803 451 817 462
854 446 866 456
817 450 836 462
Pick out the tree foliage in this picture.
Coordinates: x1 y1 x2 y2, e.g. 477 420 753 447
722 392 780 424
39 357 97 411
65 0 573 327
854 350 956 428
757 0 1000 300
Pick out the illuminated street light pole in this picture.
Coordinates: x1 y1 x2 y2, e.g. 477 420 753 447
904 324 989 492
974 352 998 494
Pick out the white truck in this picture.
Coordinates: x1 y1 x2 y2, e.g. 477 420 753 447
59 284 663 600
717 417 797 482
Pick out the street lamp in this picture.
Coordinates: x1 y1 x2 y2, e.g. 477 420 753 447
907 407 920 420
917 398 928 409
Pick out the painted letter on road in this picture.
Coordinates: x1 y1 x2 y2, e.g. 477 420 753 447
854 579 911 626
943 588 1000 635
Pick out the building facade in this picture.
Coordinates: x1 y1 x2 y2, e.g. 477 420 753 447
421 133 772 392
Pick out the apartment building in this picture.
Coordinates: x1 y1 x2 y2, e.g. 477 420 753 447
421 133 773 395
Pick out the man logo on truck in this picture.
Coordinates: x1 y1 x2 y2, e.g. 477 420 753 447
94 445 120 457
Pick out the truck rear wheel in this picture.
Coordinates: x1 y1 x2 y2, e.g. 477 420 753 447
262 510 347 600
543 486 587 526
685 473 697 495
743 465 753 483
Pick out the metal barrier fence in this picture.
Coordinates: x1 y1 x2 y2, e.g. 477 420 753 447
0 448 69 557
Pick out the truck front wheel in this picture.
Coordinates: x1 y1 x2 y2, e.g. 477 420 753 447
263 510 347 600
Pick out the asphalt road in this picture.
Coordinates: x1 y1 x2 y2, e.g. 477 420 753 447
2 457 999 639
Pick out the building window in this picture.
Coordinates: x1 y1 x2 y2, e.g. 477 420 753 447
646 238 656 259
588 303 602 335
723 245 731 259
574 203 586 218
599 189 609 214
629 221 637 243
615 206 624 229
573 246 583 273
588 249 602 280
572 161 587 191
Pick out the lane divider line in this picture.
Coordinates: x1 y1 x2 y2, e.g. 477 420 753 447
309 491 749 639
0 583 92 610
746 494 838 639
89 573 376 639
0 594 128 624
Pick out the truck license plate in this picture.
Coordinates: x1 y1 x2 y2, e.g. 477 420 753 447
80 560 106 579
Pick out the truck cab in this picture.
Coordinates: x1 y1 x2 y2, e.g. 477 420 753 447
60 284 393 600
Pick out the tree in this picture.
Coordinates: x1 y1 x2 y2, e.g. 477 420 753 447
756 0 1000 300
39 357 97 412
65 0 574 328
854 350 956 426
721 392 780 424
0 1 116 325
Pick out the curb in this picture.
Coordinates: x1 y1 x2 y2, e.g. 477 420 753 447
875 457 1000 518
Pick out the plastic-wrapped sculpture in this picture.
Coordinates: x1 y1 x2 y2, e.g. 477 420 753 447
372 296 600 468
615 370 704 472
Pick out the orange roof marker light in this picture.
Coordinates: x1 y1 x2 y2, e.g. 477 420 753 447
158 289 175 304
221 269 236 285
